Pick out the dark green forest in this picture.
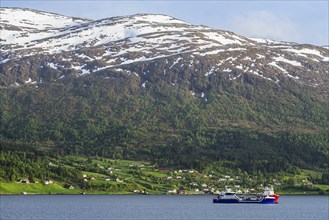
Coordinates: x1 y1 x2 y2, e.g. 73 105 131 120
0 73 328 176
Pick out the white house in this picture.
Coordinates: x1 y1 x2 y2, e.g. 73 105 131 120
201 183 207 188
167 189 177 194
116 178 123 183
133 189 140 194
44 180 54 185
20 179 30 184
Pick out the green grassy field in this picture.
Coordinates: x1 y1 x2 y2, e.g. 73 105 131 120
0 182 82 194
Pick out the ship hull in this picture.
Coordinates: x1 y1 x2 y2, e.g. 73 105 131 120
213 197 275 204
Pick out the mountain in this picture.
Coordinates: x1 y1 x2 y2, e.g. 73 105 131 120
1 8 328 95
0 8 328 173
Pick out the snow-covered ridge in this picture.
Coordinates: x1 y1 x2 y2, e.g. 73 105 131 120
1 7 328 90
0 8 250 54
0 7 89 30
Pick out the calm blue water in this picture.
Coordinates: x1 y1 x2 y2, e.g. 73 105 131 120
0 195 328 220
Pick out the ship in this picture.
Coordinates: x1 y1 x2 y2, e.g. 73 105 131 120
262 186 280 204
213 187 280 204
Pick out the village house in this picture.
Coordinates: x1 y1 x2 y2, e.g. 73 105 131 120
48 162 56 166
141 190 149 195
159 168 169 173
203 189 210 194
116 178 123 183
177 188 186 194
210 188 218 194
44 180 54 185
20 179 30 184
211 188 220 195
133 189 140 194
189 182 198 186
167 189 177 194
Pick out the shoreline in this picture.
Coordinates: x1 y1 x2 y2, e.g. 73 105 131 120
1 192 328 196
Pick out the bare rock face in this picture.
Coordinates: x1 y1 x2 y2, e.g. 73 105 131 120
0 8 328 102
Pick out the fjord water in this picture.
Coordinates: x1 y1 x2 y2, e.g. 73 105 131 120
1 195 328 220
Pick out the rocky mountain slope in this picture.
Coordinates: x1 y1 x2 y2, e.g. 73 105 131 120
1 8 328 100
0 8 328 172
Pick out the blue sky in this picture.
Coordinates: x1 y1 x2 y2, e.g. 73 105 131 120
1 0 328 46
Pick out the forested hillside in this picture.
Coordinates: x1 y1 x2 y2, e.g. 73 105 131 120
0 74 328 174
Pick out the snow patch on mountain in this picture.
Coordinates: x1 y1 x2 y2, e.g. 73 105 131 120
134 14 186 24
283 48 328 61
274 56 302 67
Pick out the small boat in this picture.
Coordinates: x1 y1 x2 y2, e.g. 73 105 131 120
213 187 279 204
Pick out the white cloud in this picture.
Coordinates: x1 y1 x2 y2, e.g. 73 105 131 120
229 11 302 43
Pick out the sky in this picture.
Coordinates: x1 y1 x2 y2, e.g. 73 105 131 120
1 0 328 46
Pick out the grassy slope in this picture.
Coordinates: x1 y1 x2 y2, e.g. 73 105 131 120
1 156 328 195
